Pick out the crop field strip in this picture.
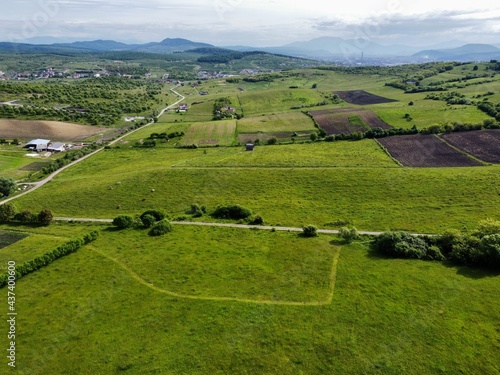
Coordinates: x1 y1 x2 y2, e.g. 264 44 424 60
377 134 483 167
0 230 28 250
440 129 500 164
334 90 398 105
309 108 392 135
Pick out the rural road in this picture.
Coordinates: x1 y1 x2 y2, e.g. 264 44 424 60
53 217 392 236
0 86 185 206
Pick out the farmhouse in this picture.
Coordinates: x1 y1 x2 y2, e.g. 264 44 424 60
246 143 255 151
25 139 50 152
179 103 189 112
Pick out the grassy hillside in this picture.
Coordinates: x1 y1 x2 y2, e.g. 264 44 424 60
2 223 498 374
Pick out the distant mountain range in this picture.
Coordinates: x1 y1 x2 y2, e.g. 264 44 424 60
1 36 499 63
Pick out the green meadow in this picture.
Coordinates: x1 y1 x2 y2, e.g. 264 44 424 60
1 62 500 374
1 223 498 374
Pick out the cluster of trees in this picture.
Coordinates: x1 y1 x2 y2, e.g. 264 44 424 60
385 82 447 93
0 77 163 126
373 219 500 269
477 101 500 121
213 97 242 120
425 91 472 105
0 203 54 226
113 210 173 236
148 131 185 140
0 231 99 288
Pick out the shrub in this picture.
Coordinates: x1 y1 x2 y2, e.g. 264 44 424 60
188 204 203 217
141 214 156 228
37 208 54 226
0 203 17 222
0 177 16 197
302 225 318 237
14 210 37 223
112 215 134 229
140 210 165 222
479 234 500 268
250 215 264 225
149 219 173 236
339 226 358 243
266 137 278 145
373 231 429 259
212 205 252 220
473 218 500 238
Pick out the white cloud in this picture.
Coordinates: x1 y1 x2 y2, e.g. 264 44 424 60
2 0 500 46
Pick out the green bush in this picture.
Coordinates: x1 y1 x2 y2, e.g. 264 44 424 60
302 225 318 237
373 231 429 259
338 227 358 243
0 203 17 222
212 205 252 220
14 210 37 223
37 208 54 226
250 215 264 225
140 210 165 222
112 215 134 229
141 214 156 228
149 219 173 236
0 177 16 197
266 137 278 145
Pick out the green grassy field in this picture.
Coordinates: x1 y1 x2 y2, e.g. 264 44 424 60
11 141 500 232
181 120 237 146
2 223 498 374
236 112 316 134
2 63 500 374
0 146 43 179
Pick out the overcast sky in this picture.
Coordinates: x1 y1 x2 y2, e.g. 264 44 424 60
2 0 500 47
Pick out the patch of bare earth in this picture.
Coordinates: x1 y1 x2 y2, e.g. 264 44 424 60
0 119 108 141
309 108 391 135
378 134 482 167
334 90 397 105
440 130 500 164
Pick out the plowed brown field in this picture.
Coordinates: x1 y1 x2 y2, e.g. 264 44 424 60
378 134 482 167
440 130 500 164
0 119 107 141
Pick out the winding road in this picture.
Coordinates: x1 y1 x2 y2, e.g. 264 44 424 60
0 86 185 206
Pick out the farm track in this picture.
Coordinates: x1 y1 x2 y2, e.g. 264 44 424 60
53 217 433 236
0 86 185 206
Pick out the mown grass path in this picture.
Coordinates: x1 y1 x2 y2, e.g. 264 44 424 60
89 243 341 306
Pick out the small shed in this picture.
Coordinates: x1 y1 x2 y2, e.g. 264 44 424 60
245 143 255 151
48 142 66 152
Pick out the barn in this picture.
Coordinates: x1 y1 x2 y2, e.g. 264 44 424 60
25 139 50 152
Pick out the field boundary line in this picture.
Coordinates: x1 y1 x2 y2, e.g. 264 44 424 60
434 134 489 166
373 138 403 167
88 245 340 307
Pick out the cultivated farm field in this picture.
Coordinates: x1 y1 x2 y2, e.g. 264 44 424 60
441 129 500 163
310 108 392 135
0 119 108 141
377 134 483 167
